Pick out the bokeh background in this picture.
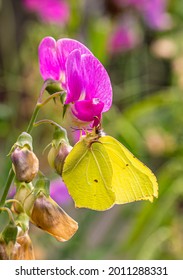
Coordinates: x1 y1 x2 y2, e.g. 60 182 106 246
1 0 183 260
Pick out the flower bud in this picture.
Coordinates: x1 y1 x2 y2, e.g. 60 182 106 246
12 183 34 214
0 241 9 260
11 147 39 183
48 126 72 175
46 80 62 95
26 194 78 242
10 231 35 260
48 140 72 175
0 224 18 260
0 231 35 260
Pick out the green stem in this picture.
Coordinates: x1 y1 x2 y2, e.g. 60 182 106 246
0 85 63 208
26 104 41 134
0 207 15 224
39 91 64 107
34 118 66 131
0 104 41 207
0 168 15 207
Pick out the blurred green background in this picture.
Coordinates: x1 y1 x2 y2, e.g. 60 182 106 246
1 0 183 260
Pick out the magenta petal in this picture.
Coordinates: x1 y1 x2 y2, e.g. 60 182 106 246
50 178 71 205
56 38 92 73
81 55 112 112
38 36 61 81
72 99 104 122
38 0 70 25
65 50 83 104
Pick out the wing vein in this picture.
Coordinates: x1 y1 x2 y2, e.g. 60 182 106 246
104 143 153 199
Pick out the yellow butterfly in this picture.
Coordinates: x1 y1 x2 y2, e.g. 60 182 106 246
62 127 158 211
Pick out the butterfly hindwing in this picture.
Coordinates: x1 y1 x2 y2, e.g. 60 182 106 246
100 136 158 204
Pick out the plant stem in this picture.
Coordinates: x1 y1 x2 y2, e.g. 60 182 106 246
26 104 41 134
0 168 15 207
39 91 64 107
0 104 41 207
0 85 63 207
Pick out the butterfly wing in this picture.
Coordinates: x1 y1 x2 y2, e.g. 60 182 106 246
62 138 116 210
100 136 158 204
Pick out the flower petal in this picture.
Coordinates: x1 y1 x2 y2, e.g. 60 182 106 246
56 38 92 73
38 0 70 25
50 178 72 205
81 55 112 112
38 36 61 81
30 195 78 242
72 99 104 122
23 0 70 25
65 50 83 104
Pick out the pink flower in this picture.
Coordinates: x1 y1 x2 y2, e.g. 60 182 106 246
8 180 71 206
22 0 70 25
108 16 141 54
113 0 170 30
65 50 112 123
38 37 112 125
50 178 72 205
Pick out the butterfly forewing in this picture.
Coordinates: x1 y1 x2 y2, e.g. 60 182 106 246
62 138 116 210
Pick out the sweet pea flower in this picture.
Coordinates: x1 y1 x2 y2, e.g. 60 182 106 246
38 37 112 125
113 0 171 30
50 178 72 205
22 0 70 25
108 15 141 54
64 49 112 123
38 37 92 82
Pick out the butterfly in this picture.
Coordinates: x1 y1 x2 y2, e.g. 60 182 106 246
62 127 158 211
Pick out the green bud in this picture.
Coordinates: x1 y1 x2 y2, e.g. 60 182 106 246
45 80 62 95
48 126 72 175
48 141 72 175
2 224 18 245
10 132 33 152
13 182 34 214
15 213 29 233
34 173 50 197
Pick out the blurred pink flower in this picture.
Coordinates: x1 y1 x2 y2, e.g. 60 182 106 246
108 16 141 54
22 0 70 25
8 185 16 198
38 37 112 126
50 178 72 205
114 0 171 30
